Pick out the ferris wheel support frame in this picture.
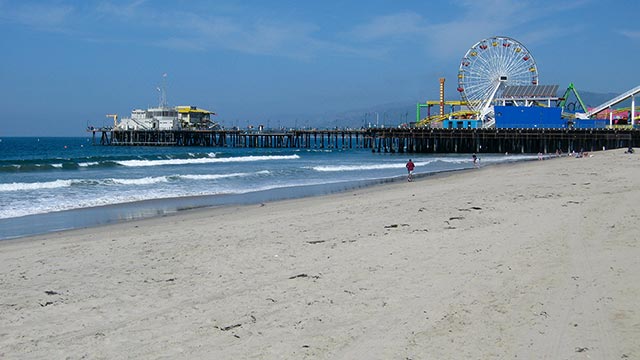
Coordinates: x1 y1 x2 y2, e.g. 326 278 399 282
478 80 504 120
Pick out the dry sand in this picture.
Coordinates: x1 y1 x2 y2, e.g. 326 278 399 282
1 149 639 359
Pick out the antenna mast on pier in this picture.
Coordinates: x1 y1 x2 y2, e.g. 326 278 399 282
158 73 168 108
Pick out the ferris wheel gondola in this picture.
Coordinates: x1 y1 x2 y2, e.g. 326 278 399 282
457 36 539 116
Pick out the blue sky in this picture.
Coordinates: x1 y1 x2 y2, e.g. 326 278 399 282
1 0 639 136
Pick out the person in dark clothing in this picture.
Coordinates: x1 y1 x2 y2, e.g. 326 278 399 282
406 159 415 182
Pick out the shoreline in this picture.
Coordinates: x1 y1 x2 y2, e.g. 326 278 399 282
1 149 637 358
0 164 475 241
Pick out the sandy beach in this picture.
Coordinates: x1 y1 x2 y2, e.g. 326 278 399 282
1 149 638 359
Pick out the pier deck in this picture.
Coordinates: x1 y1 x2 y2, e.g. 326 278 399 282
89 128 640 154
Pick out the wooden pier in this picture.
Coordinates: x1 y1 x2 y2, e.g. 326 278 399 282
89 127 640 154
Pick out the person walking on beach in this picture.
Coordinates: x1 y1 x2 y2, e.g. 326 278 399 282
472 154 479 168
406 159 415 182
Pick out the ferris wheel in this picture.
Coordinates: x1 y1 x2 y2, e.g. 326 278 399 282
457 36 538 115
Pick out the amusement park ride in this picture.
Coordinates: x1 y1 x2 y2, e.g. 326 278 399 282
416 36 640 129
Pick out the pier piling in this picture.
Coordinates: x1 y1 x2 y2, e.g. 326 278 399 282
90 128 640 154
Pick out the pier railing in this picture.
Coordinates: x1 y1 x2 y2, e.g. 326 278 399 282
88 127 640 154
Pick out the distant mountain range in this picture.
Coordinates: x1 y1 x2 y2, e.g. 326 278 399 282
574 90 622 108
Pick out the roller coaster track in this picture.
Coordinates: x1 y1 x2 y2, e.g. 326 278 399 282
417 110 476 126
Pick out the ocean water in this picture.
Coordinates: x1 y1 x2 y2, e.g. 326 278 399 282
0 137 537 239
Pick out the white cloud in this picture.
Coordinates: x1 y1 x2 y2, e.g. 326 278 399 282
343 0 589 61
619 30 640 39
0 0 593 62
154 36 206 52
0 1 73 30
95 0 147 18
340 3 526 60
96 2 389 60
349 12 429 41
217 20 321 57
93 1 351 59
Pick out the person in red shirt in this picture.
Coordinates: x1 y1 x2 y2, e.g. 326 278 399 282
405 159 415 182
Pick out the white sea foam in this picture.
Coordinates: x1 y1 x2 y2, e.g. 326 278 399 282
180 170 270 180
0 179 73 192
109 176 170 185
187 152 215 158
115 154 299 167
477 154 539 163
0 192 174 219
180 173 248 180
312 163 402 172
312 161 435 172
78 162 100 167
0 169 274 194
0 177 170 192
